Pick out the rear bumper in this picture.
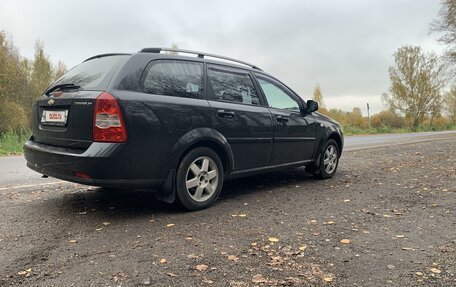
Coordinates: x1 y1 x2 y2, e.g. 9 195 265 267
23 140 165 188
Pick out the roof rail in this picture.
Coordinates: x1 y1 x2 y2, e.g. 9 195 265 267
140 47 262 71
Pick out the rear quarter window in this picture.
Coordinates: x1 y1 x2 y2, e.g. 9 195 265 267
54 55 128 90
141 60 204 99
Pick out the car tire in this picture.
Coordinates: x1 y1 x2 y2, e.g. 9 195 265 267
175 147 224 211
313 139 339 180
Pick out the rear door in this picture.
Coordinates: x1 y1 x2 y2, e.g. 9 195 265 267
207 64 273 171
254 73 316 165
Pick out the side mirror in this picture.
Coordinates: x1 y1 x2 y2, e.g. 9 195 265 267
304 100 319 114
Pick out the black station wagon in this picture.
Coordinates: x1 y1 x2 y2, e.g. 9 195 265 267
24 48 343 210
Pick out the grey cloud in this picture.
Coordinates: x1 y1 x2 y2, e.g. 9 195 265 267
0 0 444 114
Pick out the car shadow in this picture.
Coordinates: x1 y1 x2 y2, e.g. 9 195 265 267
41 167 318 219
220 167 314 199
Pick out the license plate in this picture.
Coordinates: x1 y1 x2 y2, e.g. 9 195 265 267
41 110 68 125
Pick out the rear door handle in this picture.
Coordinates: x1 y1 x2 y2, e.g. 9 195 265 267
217 110 235 118
276 115 288 123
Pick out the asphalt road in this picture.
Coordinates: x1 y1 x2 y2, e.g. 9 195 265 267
1 130 456 189
0 131 455 287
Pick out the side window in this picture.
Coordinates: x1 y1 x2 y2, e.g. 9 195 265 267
142 60 203 99
208 66 260 105
257 76 300 111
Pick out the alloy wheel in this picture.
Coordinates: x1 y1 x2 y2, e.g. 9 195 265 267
323 144 338 174
185 156 219 202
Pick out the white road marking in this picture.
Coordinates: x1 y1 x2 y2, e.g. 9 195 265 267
0 181 66 191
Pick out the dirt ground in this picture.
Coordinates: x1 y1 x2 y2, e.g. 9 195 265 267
0 138 455 287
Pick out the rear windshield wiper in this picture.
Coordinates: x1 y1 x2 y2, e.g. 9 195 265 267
45 83 81 96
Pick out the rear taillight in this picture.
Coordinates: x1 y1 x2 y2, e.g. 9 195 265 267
93 92 127 143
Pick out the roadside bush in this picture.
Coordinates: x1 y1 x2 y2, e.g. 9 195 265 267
0 129 30 155
422 116 452 130
371 111 406 129
0 99 28 134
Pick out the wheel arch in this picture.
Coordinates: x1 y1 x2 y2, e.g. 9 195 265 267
327 132 343 156
172 128 234 175
313 130 343 167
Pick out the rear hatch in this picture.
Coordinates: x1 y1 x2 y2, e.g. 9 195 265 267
32 54 129 149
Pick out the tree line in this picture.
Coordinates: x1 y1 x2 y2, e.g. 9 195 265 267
0 31 66 134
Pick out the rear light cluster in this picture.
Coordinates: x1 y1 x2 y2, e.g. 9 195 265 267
93 92 127 143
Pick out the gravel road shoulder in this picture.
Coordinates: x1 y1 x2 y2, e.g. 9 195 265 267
1 139 455 286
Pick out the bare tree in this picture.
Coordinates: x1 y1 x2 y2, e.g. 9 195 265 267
53 60 67 81
432 0 456 80
166 43 179 55
432 0 456 62
382 46 444 129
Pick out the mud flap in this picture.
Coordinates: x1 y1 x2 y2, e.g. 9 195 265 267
155 169 176 204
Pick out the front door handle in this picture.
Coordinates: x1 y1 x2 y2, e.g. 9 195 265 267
276 115 288 123
217 110 235 118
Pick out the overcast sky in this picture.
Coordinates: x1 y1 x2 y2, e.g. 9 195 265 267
0 0 445 114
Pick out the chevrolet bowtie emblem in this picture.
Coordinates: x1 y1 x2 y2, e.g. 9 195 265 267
48 99 55 105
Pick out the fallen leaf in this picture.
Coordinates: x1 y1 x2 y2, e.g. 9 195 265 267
165 272 177 277
69 240 78 244
78 211 87 215
401 247 414 251
268 237 279 243
238 214 247 217
343 199 351 203
323 276 334 283
299 245 307 251
251 242 257 246
160 258 167 264
252 274 268 284
415 272 424 276
202 278 214 284
102 222 110 226
430 268 441 274
340 239 350 244
383 214 392 218
195 264 208 271
325 221 335 225
166 223 175 227
96 227 103 231
17 271 27 276
268 256 284 266
228 255 239 261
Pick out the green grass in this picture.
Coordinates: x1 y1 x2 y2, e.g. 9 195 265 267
0 130 30 156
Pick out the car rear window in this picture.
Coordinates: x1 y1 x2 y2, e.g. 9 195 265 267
53 55 129 90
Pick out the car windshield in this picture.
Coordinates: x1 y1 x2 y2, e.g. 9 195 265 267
53 55 128 90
